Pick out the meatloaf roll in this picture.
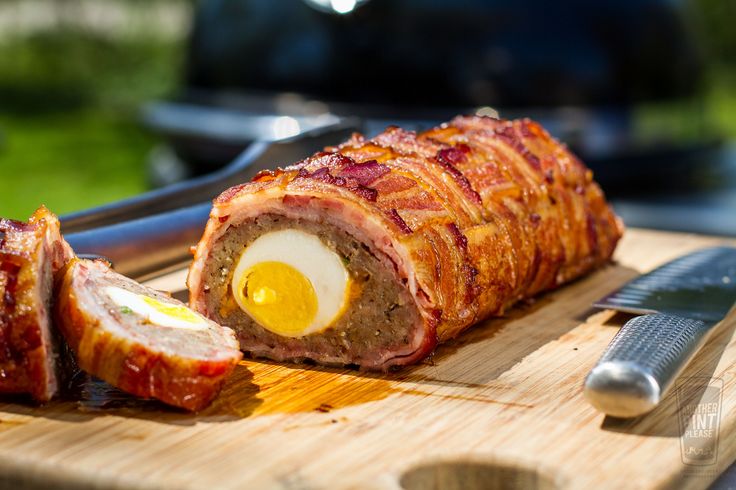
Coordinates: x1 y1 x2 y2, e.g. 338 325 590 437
56 259 242 410
189 116 624 370
0 207 73 401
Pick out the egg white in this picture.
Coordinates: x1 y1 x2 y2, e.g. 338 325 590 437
231 229 350 336
105 286 208 330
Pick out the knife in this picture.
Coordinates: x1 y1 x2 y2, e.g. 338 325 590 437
583 246 736 418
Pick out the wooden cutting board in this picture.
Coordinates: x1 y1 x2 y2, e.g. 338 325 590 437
0 228 734 490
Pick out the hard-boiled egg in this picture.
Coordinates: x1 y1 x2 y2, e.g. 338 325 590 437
231 229 350 337
105 286 209 330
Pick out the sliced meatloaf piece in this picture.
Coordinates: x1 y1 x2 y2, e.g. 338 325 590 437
0 206 73 402
55 258 242 411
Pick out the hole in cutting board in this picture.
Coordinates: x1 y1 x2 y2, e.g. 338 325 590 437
400 461 558 490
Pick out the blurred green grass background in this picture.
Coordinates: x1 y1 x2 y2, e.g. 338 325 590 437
0 0 186 219
0 0 734 220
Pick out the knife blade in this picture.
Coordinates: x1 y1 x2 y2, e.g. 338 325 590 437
583 246 736 418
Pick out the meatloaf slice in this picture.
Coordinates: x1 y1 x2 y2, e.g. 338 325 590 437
55 259 242 411
0 206 73 402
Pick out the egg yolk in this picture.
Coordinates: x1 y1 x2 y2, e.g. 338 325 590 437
141 296 203 325
234 261 319 336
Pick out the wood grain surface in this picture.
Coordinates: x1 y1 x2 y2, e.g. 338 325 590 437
0 228 734 490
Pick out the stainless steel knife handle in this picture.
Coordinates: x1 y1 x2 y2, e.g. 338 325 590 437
584 313 713 418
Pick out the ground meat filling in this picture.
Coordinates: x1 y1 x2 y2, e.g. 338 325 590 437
202 214 422 367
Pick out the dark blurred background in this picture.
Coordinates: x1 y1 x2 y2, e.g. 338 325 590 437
0 0 734 235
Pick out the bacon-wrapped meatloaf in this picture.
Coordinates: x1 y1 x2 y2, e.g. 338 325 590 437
188 116 624 370
56 258 243 411
0 207 73 401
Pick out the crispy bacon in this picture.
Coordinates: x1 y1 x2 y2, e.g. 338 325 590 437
352 185 378 202
252 169 282 183
298 164 382 203
214 183 250 205
462 263 480 304
493 123 543 171
446 222 468 252
436 148 483 205
189 115 624 369
386 209 413 234
0 207 73 401
337 160 390 186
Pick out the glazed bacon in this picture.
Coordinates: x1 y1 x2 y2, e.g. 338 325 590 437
336 160 391 186
0 207 73 401
190 116 623 368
